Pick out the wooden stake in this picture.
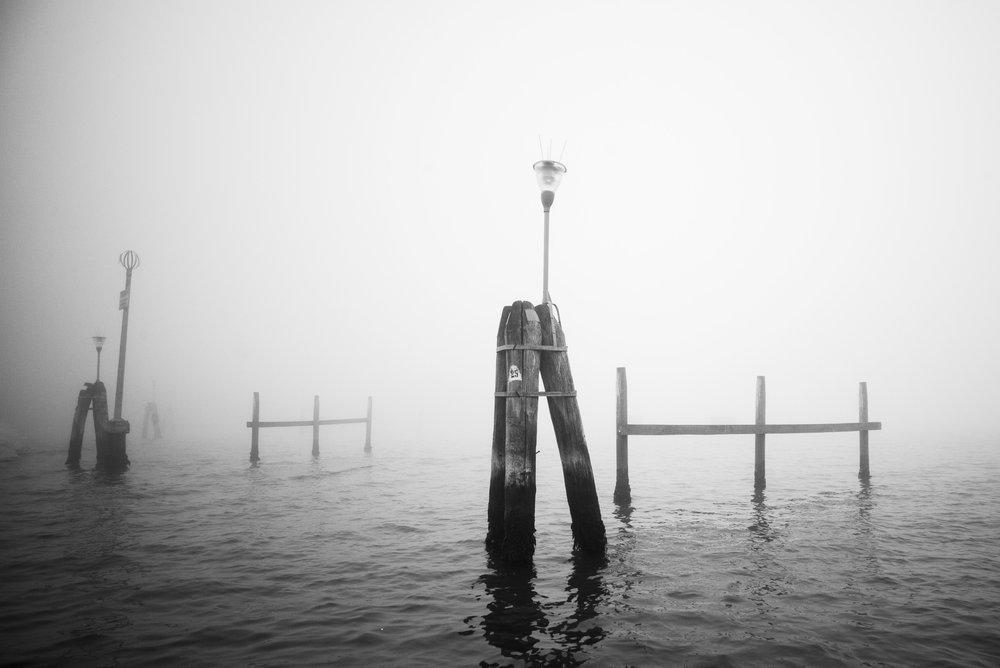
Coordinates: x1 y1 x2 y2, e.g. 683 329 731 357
501 300 541 565
536 304 606 554
364 396 373 453
859 382 870 479
486 305 512 550
754 376 766 490
312 395 320 457
613 367 631 505
250 392 260 464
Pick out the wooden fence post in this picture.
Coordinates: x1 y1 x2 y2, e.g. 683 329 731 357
502 300 541 565
614 367 631 505
250 392 260 464
364 396 373 453
536 304 606 554
754 376 766 489
859 382 870 479
486 305 512 550
312 395 320 457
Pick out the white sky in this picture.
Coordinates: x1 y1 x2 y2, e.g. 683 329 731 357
2 1 999 454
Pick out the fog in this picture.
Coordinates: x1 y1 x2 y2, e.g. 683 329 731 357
2 1 999 458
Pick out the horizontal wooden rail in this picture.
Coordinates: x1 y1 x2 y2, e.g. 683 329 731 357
246 418 369 428
625 422 882 436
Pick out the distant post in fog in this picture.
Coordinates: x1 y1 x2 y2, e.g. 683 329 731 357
247 393 372 463
859 382 870 480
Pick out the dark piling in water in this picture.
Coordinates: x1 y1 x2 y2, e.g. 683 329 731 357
67 383 95 468
501 300 541 565
535 303 606 555
486 305 512 551
66 381 129 472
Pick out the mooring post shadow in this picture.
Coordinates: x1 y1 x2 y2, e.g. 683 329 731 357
247 393 373 462
488 300 606 565
613 368 881 500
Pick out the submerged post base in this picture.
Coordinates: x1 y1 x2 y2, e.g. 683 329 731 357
97 418 130 473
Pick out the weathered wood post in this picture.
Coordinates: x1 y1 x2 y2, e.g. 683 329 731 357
364 396 373 453
536 303 606 554
859 382 870 479
754 375 766 489
614 367 631 505
486 305 512 550
501 300 542 564
66 384 95 468
250 391 260 464
312 395 320 457
93 387 129 472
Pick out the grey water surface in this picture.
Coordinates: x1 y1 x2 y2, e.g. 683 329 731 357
1 434 998 666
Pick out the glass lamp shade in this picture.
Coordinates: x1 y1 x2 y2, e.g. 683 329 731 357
533 160 567 193
93 336 106 352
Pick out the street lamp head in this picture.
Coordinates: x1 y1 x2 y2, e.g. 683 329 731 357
119 250 140 271
533 160 566 212
93 335 106 352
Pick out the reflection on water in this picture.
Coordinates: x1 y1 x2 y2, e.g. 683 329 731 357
745 489 789 617
57 469 140 664
466 548 610 666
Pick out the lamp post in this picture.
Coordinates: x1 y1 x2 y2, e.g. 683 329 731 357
93 335 106 382
113 250 140 420
533 159 567 304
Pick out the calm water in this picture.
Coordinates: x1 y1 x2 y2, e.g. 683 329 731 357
1 432 999 667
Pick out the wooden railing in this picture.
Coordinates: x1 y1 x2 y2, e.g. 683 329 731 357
247 392 372 463
613 368 880 504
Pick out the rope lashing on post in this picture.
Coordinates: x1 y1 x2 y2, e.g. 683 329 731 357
496 344 567 353
494 391 577 397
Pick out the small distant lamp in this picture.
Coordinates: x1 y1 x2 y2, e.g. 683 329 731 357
93 335 107 381
533 159 567 304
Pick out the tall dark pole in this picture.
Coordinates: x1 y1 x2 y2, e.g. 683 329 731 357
114 251 140 420
533 160 566 305
542 192 553 304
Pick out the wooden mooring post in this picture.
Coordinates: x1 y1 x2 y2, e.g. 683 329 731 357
247 393 372 463
613 368 881 504
66 380 130 472
487 300 606 565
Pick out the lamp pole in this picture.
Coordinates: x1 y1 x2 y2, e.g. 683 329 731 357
93 335 106 382
113 251 140 420
533 160 566 304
